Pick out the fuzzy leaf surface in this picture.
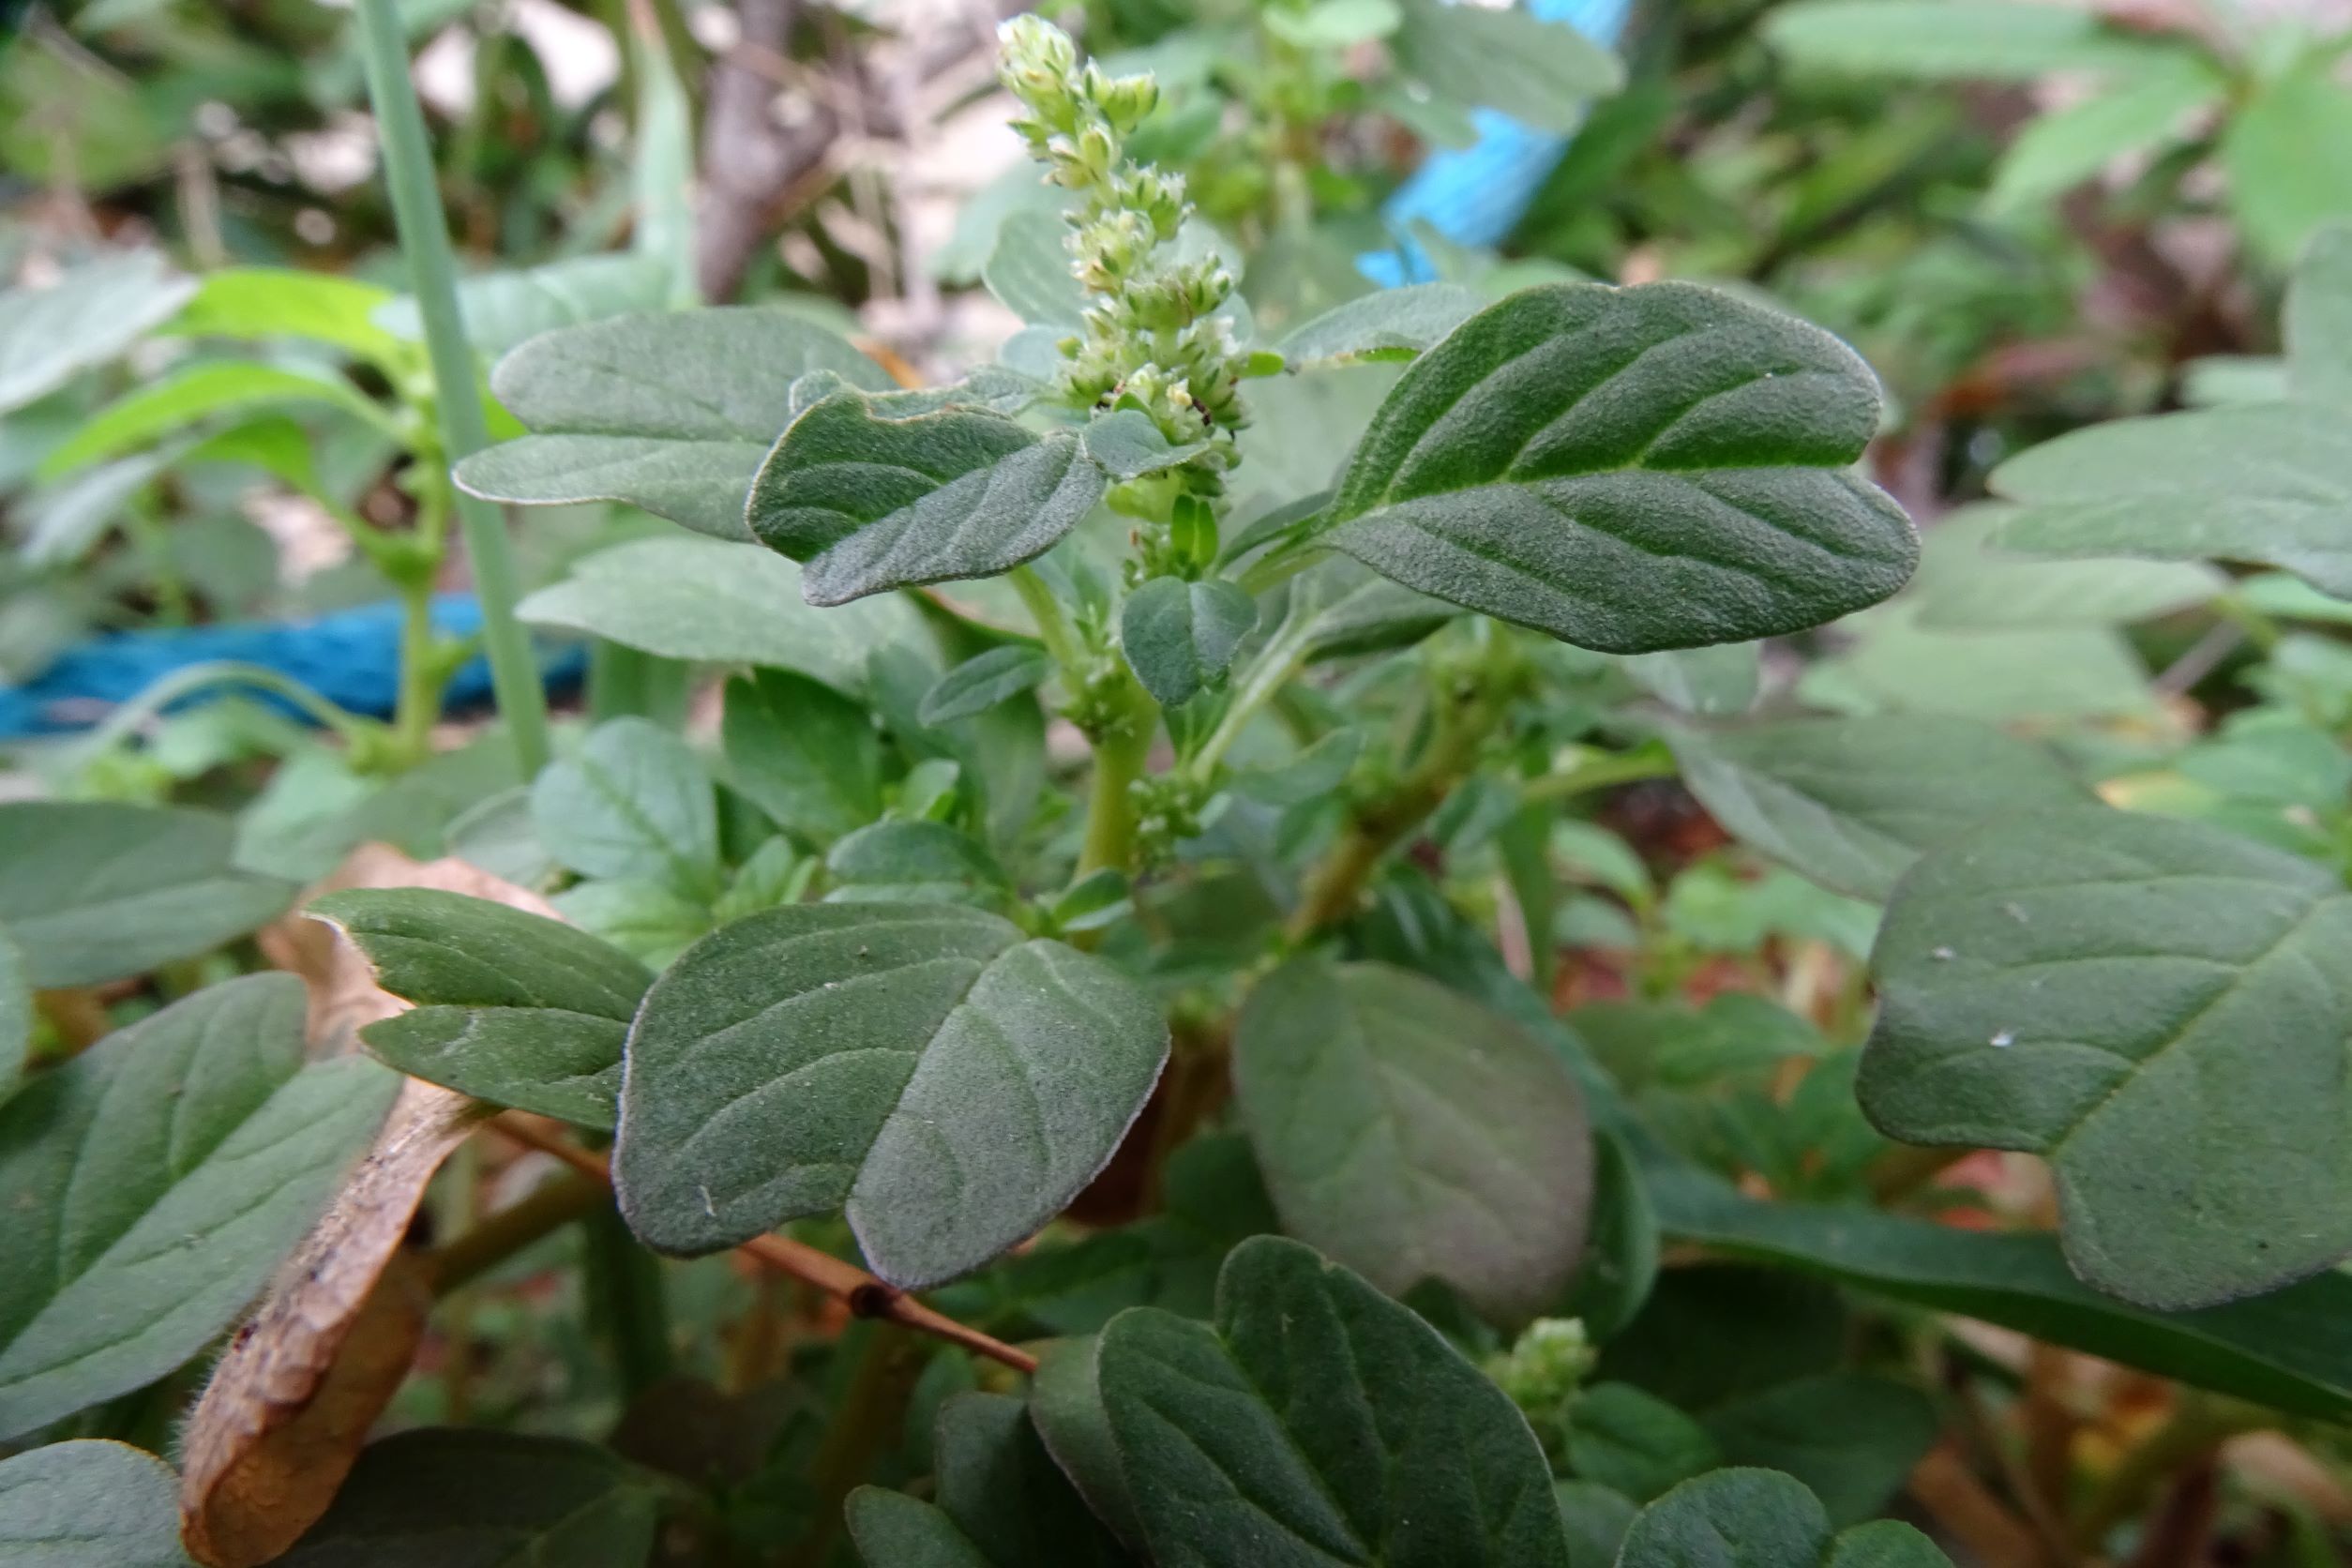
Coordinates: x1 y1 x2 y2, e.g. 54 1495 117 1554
1667 716 2088 899
1321 282 1915 652
1093 1236 1572 1567
458 308 889 538
1234 959 1592 1320
314 889 653 1129
1859 807 2352 1309
615 904 1167 1286
0 975 396 1439
0 1441 188 1568
0 803 294 988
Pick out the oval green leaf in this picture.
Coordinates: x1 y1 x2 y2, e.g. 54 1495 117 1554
1320 282 1916 653
1234 958 1593 1321
1617 1469 1952 1567
1667 715 2089 900
0 974 397 1439
0 803 295 988
1860 806 2352 1309
1093 1235 1573 1567
0 1440 188 1568
614 903 1168 1287
313 888 655 1130
458 307 890 539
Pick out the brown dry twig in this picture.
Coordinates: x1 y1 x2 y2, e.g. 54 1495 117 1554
490 1113 1040 1374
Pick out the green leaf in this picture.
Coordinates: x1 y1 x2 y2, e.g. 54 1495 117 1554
1987 53 2223 214
313 888 653 1130
1622 643 1758 716
2285 222 2352 406
746 390 1045 566
1263 0 1401 48
722 670 885 846
1278 282 1483 368
848 1492 994 1568
1860 806 2352 1309
614 903 1168 1287
985 209 1086 328
0 930 23 1100
1318 282 1914 653
1556 1481 1640 1568
1910 507 2225 628
0 251 192 415
0 974 397 1439
276 1429 662 1568
1563 1383 1719 1502
1616 1469 1952 1567
458 308 890 539
2224 62 2352 269
1560 1134 1660 1341
825 822 1010 904
1093 1235 1572 1567
19 452 166 568
1800 608 2153 722
519 536 930 693
0 1440 189 1568
1078 409 1213 481
852 1392 1133 1567
1233 959 1592 1322
1231 729 1362 806
1648 1165 2352 1422
38 360 387 481
920 646 1055 727
1393 0 1622 134
378 252 673 356
1666 716 2088 899
1764 1 2160 79
801 430 1108 607
1119 578 1259 708
532 718 720 899
1991 404 2352 597
1030 1337 1147 1548
0 803 294 988
551 880 713 971
164 266 403 368
1701 1375 1937 1528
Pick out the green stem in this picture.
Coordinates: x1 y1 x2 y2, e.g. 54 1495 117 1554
425 1172 608 1295
588 641 691 727
1187 614 1316 784
354 0 551 778
788 1325 925 1568
1078 671 1156 878
582 1207 673 1400
75 660 380 759
1285 678 1508 943
388 578 442 767
1009 564 1087 673
1517 743 1679 802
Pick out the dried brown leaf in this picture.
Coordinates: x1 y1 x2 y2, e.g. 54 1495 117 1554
178 848 556 1567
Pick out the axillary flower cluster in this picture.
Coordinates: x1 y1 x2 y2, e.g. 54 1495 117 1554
997 16 1252 465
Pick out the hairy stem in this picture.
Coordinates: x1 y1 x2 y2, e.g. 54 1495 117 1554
1078 671 1156 879
354 0 551 777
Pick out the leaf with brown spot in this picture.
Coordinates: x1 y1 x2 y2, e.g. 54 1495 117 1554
178 849 560 1567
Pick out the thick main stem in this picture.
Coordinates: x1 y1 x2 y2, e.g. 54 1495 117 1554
354 0 551 778
1078 674 1155 879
